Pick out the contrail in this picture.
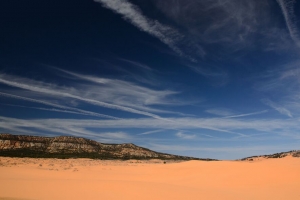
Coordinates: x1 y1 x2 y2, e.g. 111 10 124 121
94 0 184 56
0 92 120 119
0 103 116 118
276 0 300 47
223 110 268 119
0 74 165 120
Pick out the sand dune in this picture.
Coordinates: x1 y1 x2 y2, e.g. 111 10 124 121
1 156 300 200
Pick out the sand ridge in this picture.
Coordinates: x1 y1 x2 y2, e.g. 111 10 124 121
1 156 300 200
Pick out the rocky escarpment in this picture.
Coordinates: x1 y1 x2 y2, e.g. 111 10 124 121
0 133 212 160
240 150 300 161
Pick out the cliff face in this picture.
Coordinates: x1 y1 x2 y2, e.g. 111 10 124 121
0 133 206 160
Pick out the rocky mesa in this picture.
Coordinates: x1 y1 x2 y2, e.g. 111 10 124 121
0 133 213 160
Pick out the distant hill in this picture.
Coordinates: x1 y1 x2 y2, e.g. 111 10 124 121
0 133 215 160
240 150 300 161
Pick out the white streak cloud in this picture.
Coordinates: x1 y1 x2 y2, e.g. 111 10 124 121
262 99 293 118
176 132 196 139
2 116 299 138
223 110 268 119
276 0 300 47
94 0 184 56
205 108 234 116
0 92 119 119
138 129 165 135
52 68 189 115
0 74 166 119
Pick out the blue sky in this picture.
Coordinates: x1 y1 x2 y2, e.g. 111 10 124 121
1 0 300 159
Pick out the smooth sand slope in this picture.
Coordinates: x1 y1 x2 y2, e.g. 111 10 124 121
0 156 300 200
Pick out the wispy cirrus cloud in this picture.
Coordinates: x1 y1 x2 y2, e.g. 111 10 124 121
90 57 160 86
0 116 132 143
52 68 194 115
117 58 153 71
53 68 178 105
152 0 300 57
1 116 299 139
176 131 196 139
0 92 119 119
262 99 293 118
95 0 300 80
98 131 131 142
153 0 269 48
205 108 234 116
183 62 229 85
0 68 194 119
223 110 268 119
0 103 117 119
255 60 300 118
0 73 169 119
206 108 268 118
94 0 184 56
255 63 298 92
138 129 165 135
276 0 300 47
94 0 300 87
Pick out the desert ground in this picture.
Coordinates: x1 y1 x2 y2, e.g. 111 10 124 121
0 156 300 200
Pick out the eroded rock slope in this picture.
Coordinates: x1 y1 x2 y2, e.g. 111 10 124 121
0 133 211 160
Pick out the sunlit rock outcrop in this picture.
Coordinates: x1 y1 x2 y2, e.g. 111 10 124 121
0 133 214 160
